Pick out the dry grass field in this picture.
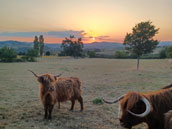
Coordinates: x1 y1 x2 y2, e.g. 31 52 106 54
1 57 172 129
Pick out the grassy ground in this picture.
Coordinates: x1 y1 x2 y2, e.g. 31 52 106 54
0 57 172 129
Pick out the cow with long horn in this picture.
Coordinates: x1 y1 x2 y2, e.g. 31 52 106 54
103 88 172 129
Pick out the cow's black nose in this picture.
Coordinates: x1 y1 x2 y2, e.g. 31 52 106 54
119 118 123 122
49 87 54 91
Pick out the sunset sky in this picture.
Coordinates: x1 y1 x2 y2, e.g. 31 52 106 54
0 0 171 43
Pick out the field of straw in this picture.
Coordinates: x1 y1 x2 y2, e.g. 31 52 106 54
1 57 172 129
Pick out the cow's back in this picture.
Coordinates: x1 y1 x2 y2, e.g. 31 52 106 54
55 78 75 102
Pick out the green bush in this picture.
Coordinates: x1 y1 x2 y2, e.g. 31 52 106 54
115 51 129 58
159 49 167 58
166 46 172 58
45 51 51 56
93 98 103 105
23 49 38 62
87 51 96 58
0 47 17 62
140 54 160 59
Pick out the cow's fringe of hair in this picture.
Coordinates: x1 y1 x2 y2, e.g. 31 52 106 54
120 92 141 111
123 88 172 111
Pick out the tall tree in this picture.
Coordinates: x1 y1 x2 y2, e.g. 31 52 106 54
61 35 84 57
33 36 39 53
39 35 44 56
123 21 159 70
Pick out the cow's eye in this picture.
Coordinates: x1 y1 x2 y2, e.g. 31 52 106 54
39 77 44 83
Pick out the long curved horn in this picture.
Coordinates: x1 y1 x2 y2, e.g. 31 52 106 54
28 70 39 77
54 72 63 78
128 97 151 117
102 94 125 104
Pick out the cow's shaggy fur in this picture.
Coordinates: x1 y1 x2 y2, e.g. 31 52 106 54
118 88 172 129
54 77 83 112
31 72 83 119
164 110 172 129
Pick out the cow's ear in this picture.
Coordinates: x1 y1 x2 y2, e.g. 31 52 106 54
124 100 128 109
38 76 44 83
54 76 57 80
130 100 146 114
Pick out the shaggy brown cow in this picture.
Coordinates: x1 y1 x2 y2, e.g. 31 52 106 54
29 70 83 119
103 87 172 129
164 110 172 129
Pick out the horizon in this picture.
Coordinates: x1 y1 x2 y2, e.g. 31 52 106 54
1 40 172 45
0 0 172 43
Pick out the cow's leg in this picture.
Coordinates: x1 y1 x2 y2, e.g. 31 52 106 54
44 105 48 119
78 96 83 111
48 104 54 120
58 102 60 109
147 123 163 129
70 99 75 111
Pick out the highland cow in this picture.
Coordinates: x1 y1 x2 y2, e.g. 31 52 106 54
29 70 83 119
103 87 172 129
164 110 172 129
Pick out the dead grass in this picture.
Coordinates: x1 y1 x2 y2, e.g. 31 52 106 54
0 57 172 129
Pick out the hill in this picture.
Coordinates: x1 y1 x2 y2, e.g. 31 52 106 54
0 40 61 53
0 41 124 52
158 41 172 46
0 40 172 53
84 42 124 50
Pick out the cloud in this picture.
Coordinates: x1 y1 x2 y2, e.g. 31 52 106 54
0 30 85 38
0 31 113 43
96 35 110 40
47 30 85 38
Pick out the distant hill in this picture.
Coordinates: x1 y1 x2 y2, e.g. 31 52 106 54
0 40 172 53
0 40 124 52
0 40 33 52
158 41 172 46
84 42 124 50
0 40 61 53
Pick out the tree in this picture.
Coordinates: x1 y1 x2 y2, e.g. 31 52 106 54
33 35 44 56
0 47 17 62
33 36 39 53
61 35 84 57
124 21 159 70
39 35 44 56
